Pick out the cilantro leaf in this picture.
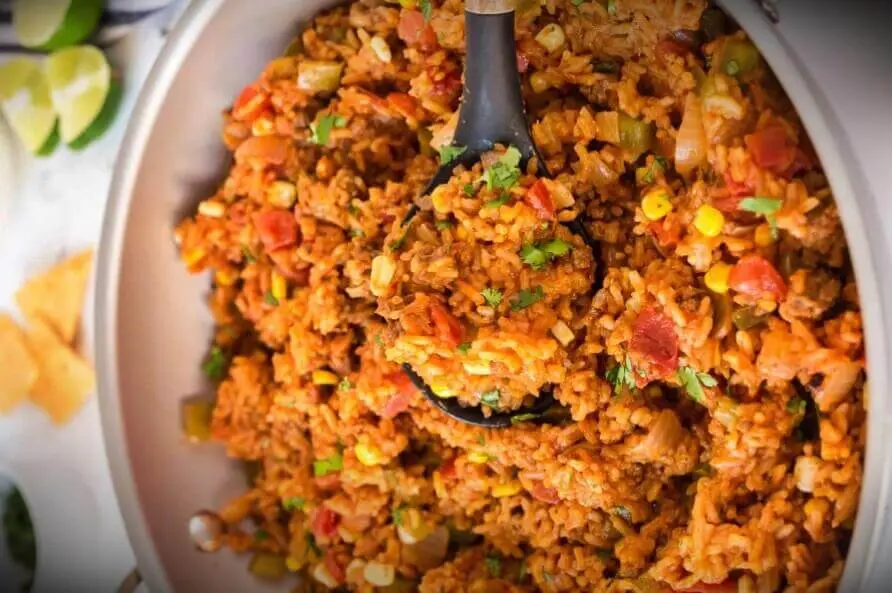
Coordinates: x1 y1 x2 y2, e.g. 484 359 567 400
786 395 807 414
202 346 229 381
641 155 667 183
463 183 476 196
520 238 572 270
456 342 471 354
438 144 467 165
510 286 545 311
339 377 352 391
481 287 503 307
419 0 432 22
264 291 279 306
309 114 347 146
484 192 510 209
348 227 365 238
723 59 741 76
480 389 501 407
607 0 617 14
241 245 257 263
282 497 305 511
312 453 343 477
571 0 586 6
254 529 269 542
677 366 716 403
510 412 542 425
305 532 322 557
392 503 408 526
739 197 783 215
435 219 455 230
605 356 637 395
389 227 411 251
543 238 571 257
480 146 523 191
485 554 502 577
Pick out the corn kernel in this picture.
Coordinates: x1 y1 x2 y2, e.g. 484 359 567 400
312 370 339 385
430 379 454 398
462 360 492 375
467 451 490 464
370 254 397 297
754 223 775 247
271 271 288 301
641 188 672 221
252 117 275 136
431 185 450 214
693 204 725 238
535 24 566 53
183 246 206 268
354 441 385 466
530 72 550 94
198 200 225 218
267 180 297 208
286 557 303 573
370 36 392 63
492 480 523 498
704 262 732 294
550 320 575 346
215 268 238 287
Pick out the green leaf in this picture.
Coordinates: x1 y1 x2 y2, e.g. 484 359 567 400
389 227 411 251
374 333 385 347
697 372 718 388
510 412 542 425
419 0 432 21
485 554 502 578
738 197 783 215
484 192 510 209
463 183 476 196
481 287 503 307
339 377 352 391
480 146 523 191
677 366 716 403
519 243 547 270
309 114 347 145
786 395 807 414
305 532 322 557
480 389 501 407
392 503 408 526
312 453 343 476
595 548 613 560
605 356 637 395
435 219 455 230
723 59 741 76
202 346 229 381
477 434 486 446
254 529 269 542
348 227 365 238
241 245 257 263
264 291 279 306
607 0 617 14
282 497 305 511
571 0 586 6
641 155 667 183
457 341 471 354
542 238 571 257
593 60 619 74
438 144 467 165
510 286 545 311
613 505 632 522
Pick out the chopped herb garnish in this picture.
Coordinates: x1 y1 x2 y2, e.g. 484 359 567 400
438 144 467 165
389 228 411 251
607 0 617 14
202 346 229 381
543 570 554 584
519 239 572 270
312 453 343 477
480 389 501 408
480 146 522 191
374 333 385 347
677 366 717 403
485 554 502 577
392 503 408 526
693 463 714 477
595 548 613 560
481 287 503 307
614 505 632 522
283 497 305 511
264 291 279 306
484 192 511 209
787 395 807 415
605 355 637 396
254 529 269 542
305 532 322 557
349 227 365 238
510 285 545 311
463 183 476 196
339 377 352 391
723 59 741 76
347 203 360 216
241 246 257 263
571 0 586 5
477 434 486 446
435 219 455 230
419 0 432 21
593 60 619 74
641 155 668 184
309 114 347 146
510 412 542 425
739 196 783 237
457 341 471 354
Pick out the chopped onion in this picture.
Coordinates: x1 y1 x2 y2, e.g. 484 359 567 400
703 94 745 120
297 60 344 94
188 510 224 552
364 562 396 586
535 24 566 53
551 320 575 346
595 111 621 145
794 455 820 493
542 178 575 209
675 94 707 175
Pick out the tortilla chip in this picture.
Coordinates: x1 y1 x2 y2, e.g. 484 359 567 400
0 314 39 413
16 249 93 344
25 317 95 425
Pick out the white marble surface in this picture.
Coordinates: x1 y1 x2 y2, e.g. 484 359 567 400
0 6 181 591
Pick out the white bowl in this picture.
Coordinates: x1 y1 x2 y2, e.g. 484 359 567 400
94 1 892 592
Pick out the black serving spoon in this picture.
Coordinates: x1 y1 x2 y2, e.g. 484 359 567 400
401 0 597 428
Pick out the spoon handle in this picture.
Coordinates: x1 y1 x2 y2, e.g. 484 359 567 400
453 2 539 161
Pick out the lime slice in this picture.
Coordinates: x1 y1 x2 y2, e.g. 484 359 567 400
13 0 104 51
45 45 117 147
0 58 59 155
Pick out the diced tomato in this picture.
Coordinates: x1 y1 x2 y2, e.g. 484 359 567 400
234 135 291 166
439 457 457 479
314 474 340 491
648 216 683 247
382 371 417 418
427 66 462 104
729 255 787 301
629 307 679 381
430 302 465 347
745 125 797 175
323 550 346 584
530 481 560 504
232 84 270 123
781 147 812 179
253 210 299 252
676 580 737 593
387 92 420 120
398 10 438 51
525 179 556 220
311 506 341 539
516 50 530 73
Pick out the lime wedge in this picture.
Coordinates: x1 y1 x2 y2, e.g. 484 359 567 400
0 58 60 155
45 45 117 147
13 0 104 51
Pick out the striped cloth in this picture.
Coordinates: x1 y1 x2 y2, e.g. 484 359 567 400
0 0 177 53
